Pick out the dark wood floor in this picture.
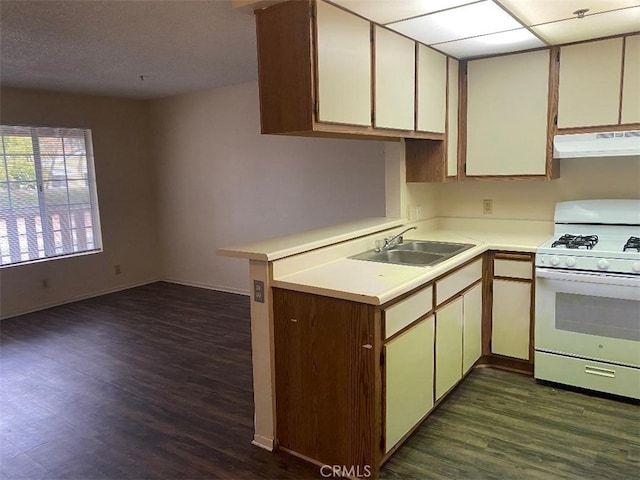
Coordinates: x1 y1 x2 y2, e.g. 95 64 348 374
1 282 638 479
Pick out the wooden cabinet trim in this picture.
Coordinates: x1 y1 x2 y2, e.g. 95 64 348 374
546 46 560 180
557 122 640 135
493 252 534 261
255 0 314 134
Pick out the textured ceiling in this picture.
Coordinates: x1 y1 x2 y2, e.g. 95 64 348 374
2 0 639 100
0 0 258 99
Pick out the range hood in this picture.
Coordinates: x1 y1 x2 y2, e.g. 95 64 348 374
553 130 640 158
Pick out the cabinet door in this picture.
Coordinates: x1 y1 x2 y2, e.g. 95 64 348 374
462 283 482 374
416 44 446 133
491 279 531 360
622 34 640 124
273 289 377 469
316 0 371 126
447 58 459 178
466 49 549 176
385 316 434 452
374 26 415 130
435 297 463 400
558 38 623 128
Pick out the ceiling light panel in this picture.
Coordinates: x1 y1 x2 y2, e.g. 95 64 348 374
532 6 640 45
388 1 525 46
435 27 545 58
498 0 640 26
328 0 478 25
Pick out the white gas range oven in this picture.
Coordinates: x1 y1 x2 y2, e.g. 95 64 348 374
535 199 640 400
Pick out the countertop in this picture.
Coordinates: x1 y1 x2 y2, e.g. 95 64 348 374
217 217 404 261
272 228 549 305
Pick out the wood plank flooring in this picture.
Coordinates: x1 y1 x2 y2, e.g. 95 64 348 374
1 282 638 479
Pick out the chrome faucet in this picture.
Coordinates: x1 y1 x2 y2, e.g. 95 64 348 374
379 226 417 251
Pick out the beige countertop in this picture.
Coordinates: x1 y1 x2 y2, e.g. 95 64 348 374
272 228 549 305
217 217 404 261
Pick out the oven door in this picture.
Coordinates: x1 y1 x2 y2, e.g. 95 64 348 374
535 268 640 367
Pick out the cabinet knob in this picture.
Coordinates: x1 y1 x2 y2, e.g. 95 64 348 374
290 318 297 322
362 344 373 350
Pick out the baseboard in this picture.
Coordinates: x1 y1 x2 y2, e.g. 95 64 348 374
0 277 162 320
252 434 275 451
162 278 250 296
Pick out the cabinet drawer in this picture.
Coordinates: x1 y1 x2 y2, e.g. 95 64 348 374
385 286 433 339
535 351 640 400
494 259 532 279
436 259 482 305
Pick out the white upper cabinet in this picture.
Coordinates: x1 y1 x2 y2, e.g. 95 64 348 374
557 38 623 128
622 34 640 124
416 44 446 133
466 49 550 176
447 58 459 178
316 0 371 126
374 26 415 130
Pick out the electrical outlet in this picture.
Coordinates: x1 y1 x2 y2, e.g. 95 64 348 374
416 205 423 220
254 280 265 303
114 264 121 275
483 199 493 215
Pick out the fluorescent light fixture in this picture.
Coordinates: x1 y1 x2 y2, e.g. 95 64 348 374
388 0 525 46
434 28 545 58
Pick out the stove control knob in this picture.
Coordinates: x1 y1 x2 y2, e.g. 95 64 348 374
550 256 560 266
633 261 640 273
597 259 610 270
565 257 576 267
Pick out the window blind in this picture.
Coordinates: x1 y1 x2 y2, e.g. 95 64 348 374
0 125 102 266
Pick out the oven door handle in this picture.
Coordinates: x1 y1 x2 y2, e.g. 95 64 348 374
536 267 640 287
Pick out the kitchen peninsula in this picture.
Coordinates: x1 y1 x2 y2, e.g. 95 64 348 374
218 216 551 477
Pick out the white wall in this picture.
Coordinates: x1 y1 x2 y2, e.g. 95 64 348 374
149 81 386 294
0 88 161 318
435 156 640 221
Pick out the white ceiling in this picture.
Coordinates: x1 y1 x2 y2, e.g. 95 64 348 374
0 0 259 99
333 0 640 58
1 0 638 100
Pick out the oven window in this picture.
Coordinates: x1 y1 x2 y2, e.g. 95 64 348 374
556 293 640 341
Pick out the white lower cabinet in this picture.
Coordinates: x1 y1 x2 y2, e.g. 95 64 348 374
385 316 435 452
462 283 482 374
491 279 531 360
435 297 463 400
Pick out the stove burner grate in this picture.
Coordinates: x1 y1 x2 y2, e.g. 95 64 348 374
551 234 599 250
623 236 640 252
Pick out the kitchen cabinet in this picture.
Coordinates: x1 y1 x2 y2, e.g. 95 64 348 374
434 258 482 399
465 49 553 178
462 283 482 374
255 0 443 141
435 297 463 400
374 26 415 131
385 316 434 452
489 253 534 363
405 57 458 183
416 44 446 134
446 58 459 178
622 34 640 124
272 288 380 477
557 38 623 129
316 0 371 126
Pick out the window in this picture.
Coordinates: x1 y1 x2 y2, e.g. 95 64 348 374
0 125 102 266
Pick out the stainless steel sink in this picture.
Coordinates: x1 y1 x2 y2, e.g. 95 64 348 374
396 240 474 255
349 240 475 267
